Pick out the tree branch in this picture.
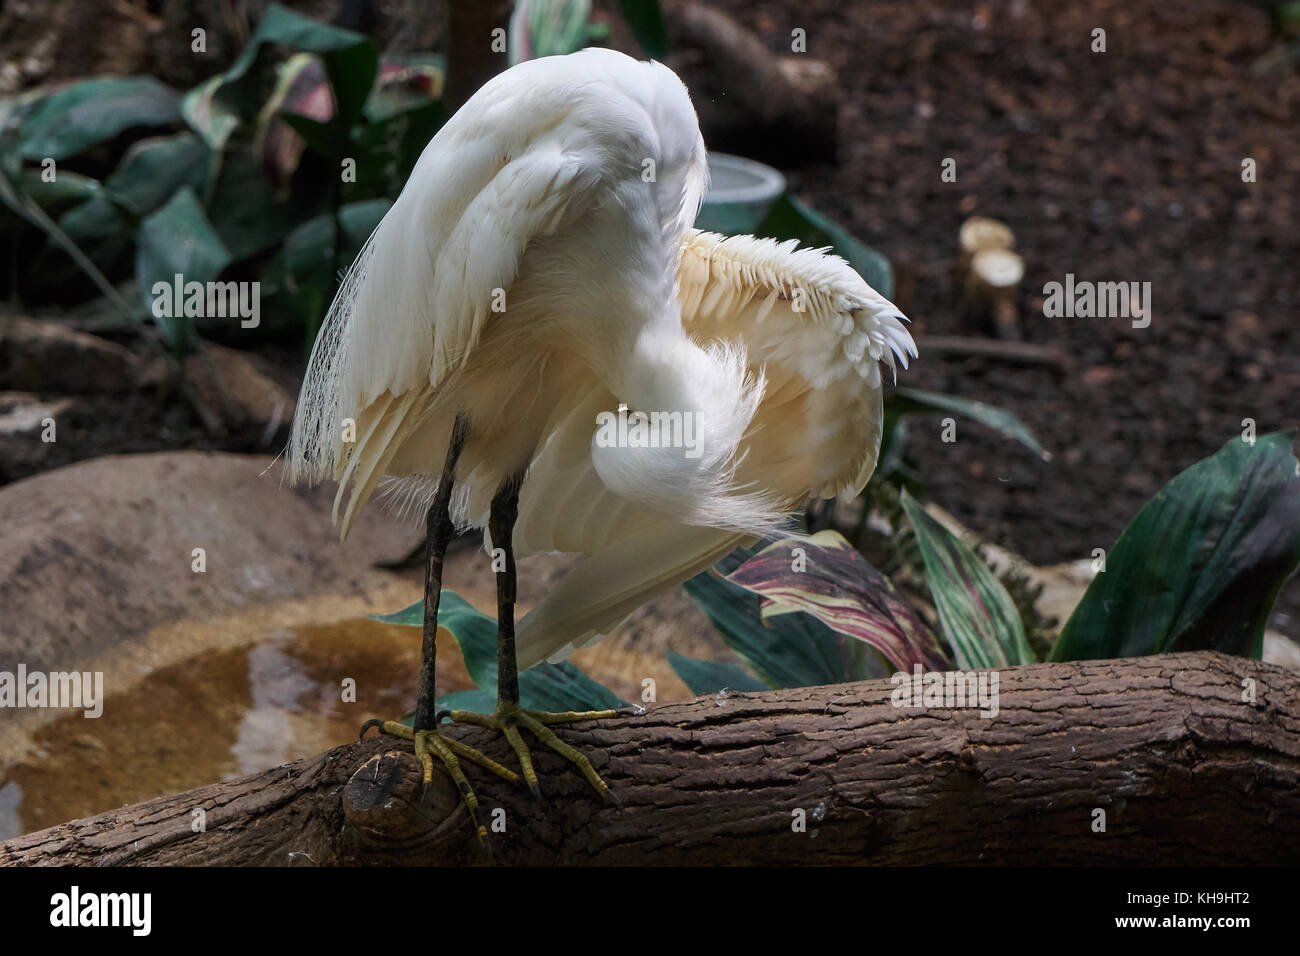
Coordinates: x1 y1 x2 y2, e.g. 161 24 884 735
4 652 1297 865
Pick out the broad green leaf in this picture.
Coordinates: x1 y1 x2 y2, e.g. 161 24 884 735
899 490 1037 669
683 546 892 689
181 2 376 150
724 530 951 672
433 688 497 718
208 151 317 261
17 169 103 209
282 197 389 269
371 591 497 690
277 111 346 157
372 590 629 712
261 198 389 339
347 101 444 197
18 77 180 160
0 161 138 323
180 76 241 153
517 662 629 713
134 187 233 351
1051 431 1300 662
755 193 894 300
60 133 210 240
617 0 670 58
888 386 1050 461
666 650 768 695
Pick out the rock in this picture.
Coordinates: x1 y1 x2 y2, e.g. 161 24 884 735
0 316 138 394
179 343 296 438
0 451 423 678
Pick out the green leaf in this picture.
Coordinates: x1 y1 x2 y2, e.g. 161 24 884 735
510 0 593 64
17 169 103 209
363 57 445 123
181 2 376 150
666 650 768 695
1051 431 1300 662
723 530 951 672
278 111 346 157
434 688 497 716
261 198 389 339
372 590 629 712
0 161 139 323
18 77 180 160
60 133 210 240
371 591 498 690
207 150 318 261
617 0 670 59
754 193 894 299
888 386 1050 461
179 76 242 153
134 187 233 352
899 490 1037 669
683 546 892 689
517 663 629 712
347 101 444 197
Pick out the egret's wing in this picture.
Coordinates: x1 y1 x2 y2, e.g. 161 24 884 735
676 228 916 499
288 116 603 537
513 229 916 669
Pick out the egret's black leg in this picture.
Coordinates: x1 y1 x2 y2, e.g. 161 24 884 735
360 415 522 840
489 474 524 707
446 473 621 802
413 415 470 732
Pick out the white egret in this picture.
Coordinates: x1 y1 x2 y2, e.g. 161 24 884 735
287 47 915 836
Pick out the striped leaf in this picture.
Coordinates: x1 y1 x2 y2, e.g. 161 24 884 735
899 491 1037 669
722 530 950 673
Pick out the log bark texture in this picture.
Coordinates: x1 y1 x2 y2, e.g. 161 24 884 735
3 652 1297 865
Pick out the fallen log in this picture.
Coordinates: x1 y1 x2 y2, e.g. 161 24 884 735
3 652 1297 865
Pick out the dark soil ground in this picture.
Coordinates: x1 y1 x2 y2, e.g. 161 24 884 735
701 0 1300 631
3 0 1297 630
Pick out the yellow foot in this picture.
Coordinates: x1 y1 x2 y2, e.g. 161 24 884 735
447 701 621 803
359 718 521 841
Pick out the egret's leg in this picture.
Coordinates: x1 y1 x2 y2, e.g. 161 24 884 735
360 415 519 841
447 477 622 803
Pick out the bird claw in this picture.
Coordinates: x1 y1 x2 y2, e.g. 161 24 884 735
445 702 619 803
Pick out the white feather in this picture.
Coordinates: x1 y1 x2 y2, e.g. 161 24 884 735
283 48 917 671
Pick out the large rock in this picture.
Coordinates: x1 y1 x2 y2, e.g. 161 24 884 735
0 451 422 675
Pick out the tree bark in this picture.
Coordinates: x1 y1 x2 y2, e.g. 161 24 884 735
3 652 1297 865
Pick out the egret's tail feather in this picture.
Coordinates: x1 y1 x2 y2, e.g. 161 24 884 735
333 387 426 540
285 231 379 492
515 525 747 669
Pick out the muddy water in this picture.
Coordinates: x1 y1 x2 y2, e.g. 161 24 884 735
0 617 474 839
